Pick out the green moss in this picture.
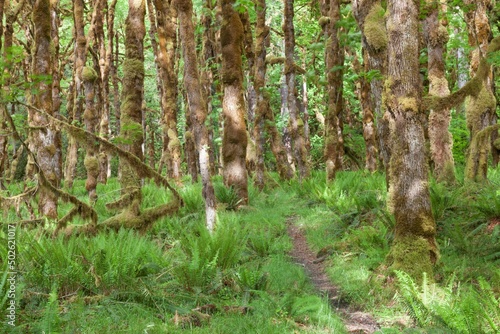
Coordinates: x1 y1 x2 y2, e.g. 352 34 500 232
45 144 57 156
122 59 145 81
398 97 418 113
387 236 434 283
168 137 181 150
466 85 496 132
82 66 98 82
494 137 500 150
318 16 330 28
297 118 304 128
84 156 99 174
364 4 388 50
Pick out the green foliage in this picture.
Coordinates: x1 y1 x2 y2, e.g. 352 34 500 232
396 271 500 333
215 183 243 210
450 111 469 166
20 229 169 295
175 218 246 290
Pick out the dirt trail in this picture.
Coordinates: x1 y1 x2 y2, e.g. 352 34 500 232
287 222 380 334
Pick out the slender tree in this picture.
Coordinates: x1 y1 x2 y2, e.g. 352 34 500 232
28 0 62 218
252 0 294 187
423 0 455 184
321 0 344 180
220 0 248 203
284 0 309 180
152 0 181 180
176 0 217 230
352 0 389 177
117 0 146 215
384 0 438 281
65 0 87 188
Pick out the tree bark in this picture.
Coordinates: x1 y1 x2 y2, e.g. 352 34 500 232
220 0 249 203
464 0 497 182
252 0 294 186
284 0 309 180
82 66 99 201
321 0 344 181
28 0 62 218
423 0 455 184
98 0 118 184
152 0 181 180
176 0 217 230
385 0 438 281
352 0 389 178
117 0 146 215
64 0 87 188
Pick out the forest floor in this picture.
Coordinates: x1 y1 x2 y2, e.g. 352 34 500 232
287 219 380 334
2 170 500 333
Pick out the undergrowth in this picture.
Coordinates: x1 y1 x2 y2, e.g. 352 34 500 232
2 169 500 333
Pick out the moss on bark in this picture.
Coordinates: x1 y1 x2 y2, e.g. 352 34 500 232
364 4 387 51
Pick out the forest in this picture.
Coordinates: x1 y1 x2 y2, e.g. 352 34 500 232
0 0 500 332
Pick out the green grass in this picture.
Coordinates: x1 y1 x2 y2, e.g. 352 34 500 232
1 169 500 333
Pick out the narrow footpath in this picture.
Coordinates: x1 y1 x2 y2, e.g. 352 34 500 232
287 220 380 334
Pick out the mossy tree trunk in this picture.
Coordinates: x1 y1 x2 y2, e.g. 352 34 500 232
151 0 181 180
0 0 10 183
176 0 217 230
254 33 294 182
220 0 248 204
423 0 455 184
118 0 146 216
28 0 62 218
240 10 258 177
352 0 389 178
284 0 309 180
252 0 267 189
82 67 99 201
385 0 438 281
65 0 87 189
200 0 219 177
464 0 497 182
321 0 344 181
250 0 267 187
98 0 118 184
358 50 378 172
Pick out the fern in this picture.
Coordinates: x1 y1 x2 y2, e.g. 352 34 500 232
396 270 500 333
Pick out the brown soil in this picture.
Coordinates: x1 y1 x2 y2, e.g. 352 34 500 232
287 221 380 334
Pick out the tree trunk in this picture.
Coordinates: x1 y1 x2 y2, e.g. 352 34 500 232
284 0 309 180
352 0 389 178
65 0 87 188
252 0 268 189
152 0 181 180
424 1 455 184
321 0 344 181
464 0 497 182
0 0 11 183
220 0 248 204
176 0 217 230
82 66 100 201
200 0 219 177
28 0 62 218
117 0 146 215
385 0 438 281
98 0 118 184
